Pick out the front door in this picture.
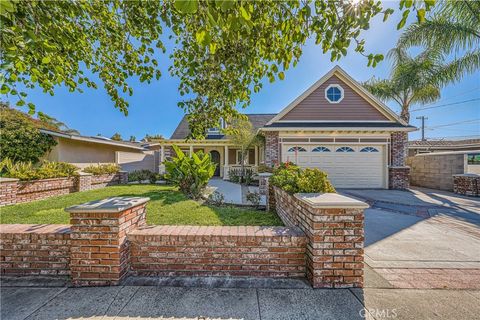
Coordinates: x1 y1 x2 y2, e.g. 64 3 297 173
210 150 221 176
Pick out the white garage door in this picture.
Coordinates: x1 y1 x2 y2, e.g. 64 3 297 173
282 144 386 188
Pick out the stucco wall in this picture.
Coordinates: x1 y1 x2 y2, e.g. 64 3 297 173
406 153 466 191
116 150 157 172
45 137 146 170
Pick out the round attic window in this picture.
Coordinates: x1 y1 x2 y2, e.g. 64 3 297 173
325 84 344 103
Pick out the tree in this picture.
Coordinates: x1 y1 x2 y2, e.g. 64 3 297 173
363 47 445 123
110 133 122 141
226 117 262 183
0 103 57 163
129 136 136 142
143 134 164 142
397 0 480 85
1 0 435 137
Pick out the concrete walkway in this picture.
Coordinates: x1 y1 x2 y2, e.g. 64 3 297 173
2 281 479 320
207 179 265 206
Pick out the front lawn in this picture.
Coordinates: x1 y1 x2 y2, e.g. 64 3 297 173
0 184 282 226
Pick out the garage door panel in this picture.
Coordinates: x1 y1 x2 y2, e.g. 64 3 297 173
282 144 386 188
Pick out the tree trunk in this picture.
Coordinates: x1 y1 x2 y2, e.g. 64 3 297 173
241 149 245 184
400 105 410 123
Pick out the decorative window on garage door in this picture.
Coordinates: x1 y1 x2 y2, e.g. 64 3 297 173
287 146 307 152
312 146 331 152
360 147 379 152
336 146 354 152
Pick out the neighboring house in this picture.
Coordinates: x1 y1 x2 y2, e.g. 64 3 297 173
408 138 480 156
157 66 416 189
40 129 159 172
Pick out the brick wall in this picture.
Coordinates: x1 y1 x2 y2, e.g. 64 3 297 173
0 224 71 277
17 177 77 203
68 198 148 286
389 132 410 189
406 153 465 191
388 167 410 190
0 172 128 206
129 225 307 278
453 174 479 197
264 131 280 167
273 186 366 288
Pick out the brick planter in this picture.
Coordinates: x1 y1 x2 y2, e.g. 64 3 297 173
453 174 479 197
273 186 368 288
0 172 128 206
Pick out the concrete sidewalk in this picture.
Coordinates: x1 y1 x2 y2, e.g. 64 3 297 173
2 281 480 320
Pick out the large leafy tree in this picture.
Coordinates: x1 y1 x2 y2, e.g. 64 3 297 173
0 103 57 163
1 0 435 137
363 47 445 123
397 0 480 85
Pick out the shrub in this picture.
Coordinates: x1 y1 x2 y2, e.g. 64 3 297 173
164 145 216 199
0 158 78 181
257 164 274 173
128 169 154 183
270 162 301 194
228 168 242 183
246 191 261 208
297 168 336 193
207 190 225 206
83 163 120 175
228 167 255 185
270 162 336 194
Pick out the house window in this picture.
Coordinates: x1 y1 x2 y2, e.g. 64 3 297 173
236 150 249 164
325 84 344 103
206 118 225 135
287 146 307 152
360 147 379 152
312 146 331 152
336 146 354 152
467 153 480 165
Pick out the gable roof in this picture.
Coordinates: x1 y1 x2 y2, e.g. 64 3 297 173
170 114 276 139
266 66 408 126
40 129 147 150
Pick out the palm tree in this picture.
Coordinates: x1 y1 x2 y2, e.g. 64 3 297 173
363 47 445 123
397 0 480 85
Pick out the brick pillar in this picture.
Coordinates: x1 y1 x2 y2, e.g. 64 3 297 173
258 173 275 212
0 178 19 206
76 172 93 192
294 193 368 288
389 132 410 189
118 171 128 184
264 131 280 167
66 197 149 286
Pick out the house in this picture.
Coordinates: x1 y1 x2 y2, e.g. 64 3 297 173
40 129 159 172
408 138 480 156
157 66 416 189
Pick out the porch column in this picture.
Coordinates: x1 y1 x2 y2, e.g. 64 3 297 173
159 145 165 174
223 146 229 180
189 145 193 156
254 146 259 166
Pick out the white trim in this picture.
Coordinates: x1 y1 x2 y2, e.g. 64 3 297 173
261 127 416 132
266 66 408 126
325 84 344 103
274 120 393 123
40 129 145 150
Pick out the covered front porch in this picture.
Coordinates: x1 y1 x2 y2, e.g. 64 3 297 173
157 140 263 180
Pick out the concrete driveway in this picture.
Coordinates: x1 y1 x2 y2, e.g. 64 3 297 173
343 187 480 290
2 187 479 320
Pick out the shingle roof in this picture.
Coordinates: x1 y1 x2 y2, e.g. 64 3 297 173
170 114 277 139
409 139 480 148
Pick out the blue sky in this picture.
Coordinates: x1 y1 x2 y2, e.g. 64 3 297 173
8 2 480 141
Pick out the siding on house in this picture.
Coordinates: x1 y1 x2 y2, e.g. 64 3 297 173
279 75 390 122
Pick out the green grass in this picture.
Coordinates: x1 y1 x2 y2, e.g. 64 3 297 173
0 184 283 226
